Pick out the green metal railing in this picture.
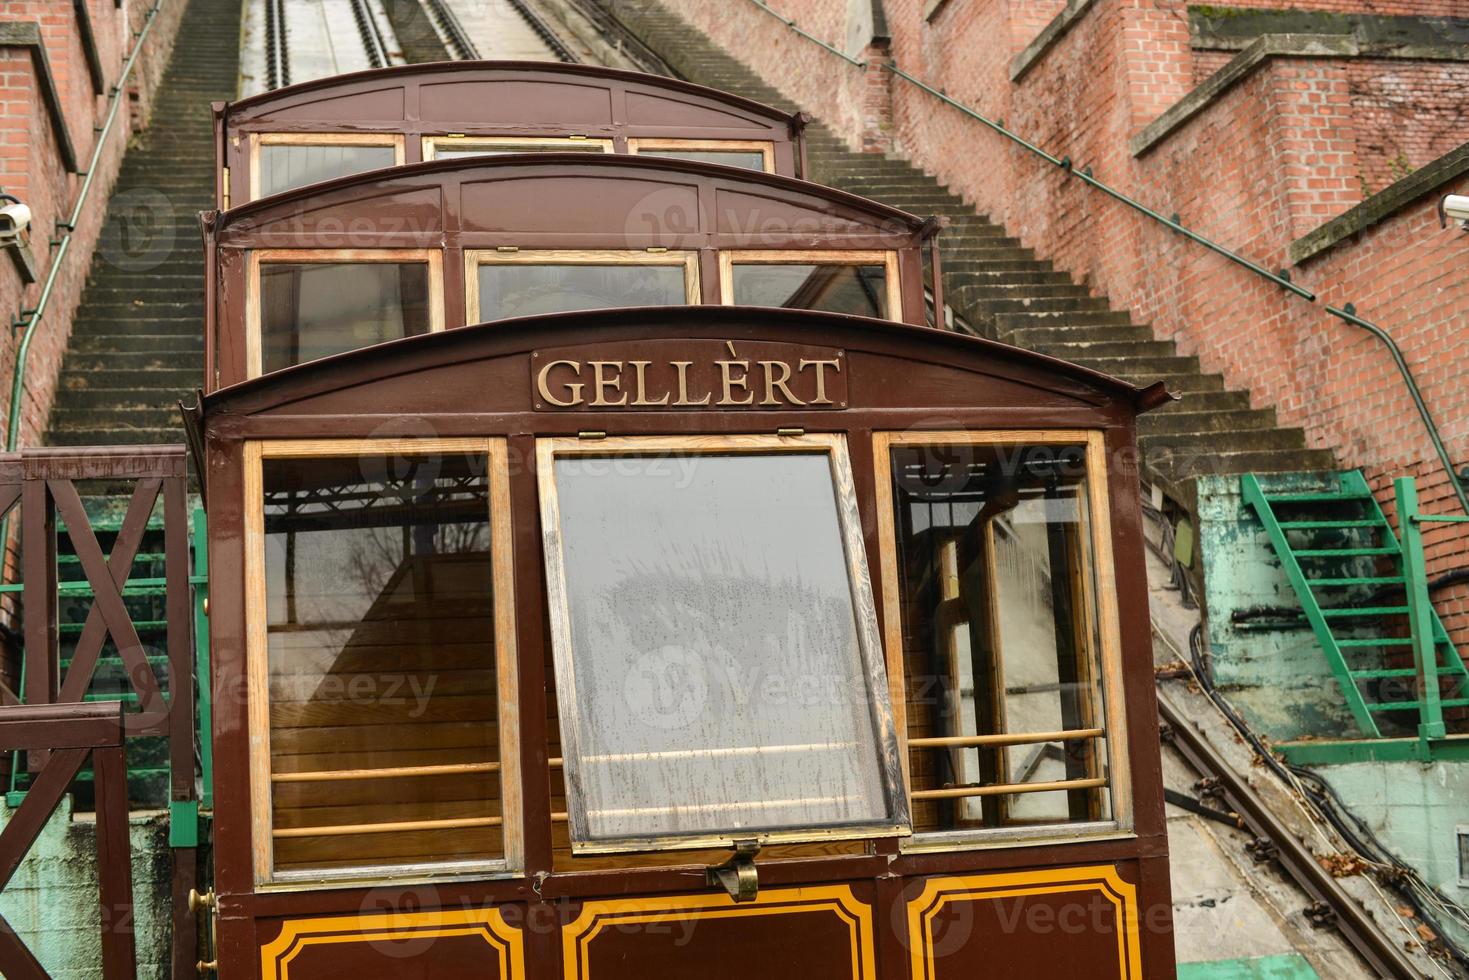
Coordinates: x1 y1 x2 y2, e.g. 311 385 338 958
1398 479 1469 744
742 0 1468 515
4 507 212 816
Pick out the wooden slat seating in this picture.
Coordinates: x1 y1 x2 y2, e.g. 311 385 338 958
268 549 502 872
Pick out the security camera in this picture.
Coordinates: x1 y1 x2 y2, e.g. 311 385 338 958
1439 194 1469 230
0 201 29 240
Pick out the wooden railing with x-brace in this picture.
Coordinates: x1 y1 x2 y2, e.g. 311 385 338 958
0 446 198 978
0 702 135 978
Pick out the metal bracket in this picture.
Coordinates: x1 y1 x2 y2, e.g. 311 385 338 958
706 839 761 902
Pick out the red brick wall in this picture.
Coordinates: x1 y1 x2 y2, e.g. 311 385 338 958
655 0 1469 638
0 0 186 451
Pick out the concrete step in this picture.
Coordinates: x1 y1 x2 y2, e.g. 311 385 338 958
1031 339 1178 359
1141 427 1307 454
1009 323 1158 346
996 311 1136 330
1139 407 1276 435
1068 353 1203 378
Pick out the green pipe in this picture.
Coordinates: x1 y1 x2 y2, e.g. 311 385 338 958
5 0 167 455
745 0 866 68
882 62 1316 302
1329 305 1468 515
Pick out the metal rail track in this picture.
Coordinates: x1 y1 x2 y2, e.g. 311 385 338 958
503 0 579 62
263 0 289 88
1157 694 1423 978
348 0 391 68
420 0 479 60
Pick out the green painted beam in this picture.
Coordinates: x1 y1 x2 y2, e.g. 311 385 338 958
1178 954 1319 979
1278 735 1469 765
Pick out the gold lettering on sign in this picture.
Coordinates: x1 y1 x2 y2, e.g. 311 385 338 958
537 359 583 407
589 361 626 407
629 360 670 407
759 360 802 407
672 361 711 407
533 344 845 410
716 359 755 406
799 358 842 406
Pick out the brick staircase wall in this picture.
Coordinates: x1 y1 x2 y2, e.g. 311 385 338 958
601 0 1469 638
605 0 1333 507
0 0 188 449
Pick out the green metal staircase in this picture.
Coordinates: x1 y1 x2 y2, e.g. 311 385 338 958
1242 470 1469 740
5 505 211 811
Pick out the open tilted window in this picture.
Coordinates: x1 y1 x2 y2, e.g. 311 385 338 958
537 434 910 853
465 250 699 324
246 440 520 883
874 432 1131 847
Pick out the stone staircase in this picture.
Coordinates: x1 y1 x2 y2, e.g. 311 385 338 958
601 0 1335 508
44 0 243 447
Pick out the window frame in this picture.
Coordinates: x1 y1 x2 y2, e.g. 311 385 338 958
536 432 911 855
718 250 903 321
245 248 445 379
871 429 1134 851
464 249 701 325
243 437 522 888
626 138 776 173
248 132 406 202
422 135 616 159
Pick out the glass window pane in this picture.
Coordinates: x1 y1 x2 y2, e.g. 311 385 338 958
888 442 1110 832
636 148 767 171
730 263 888 318
547 450 901 847
258 144 396 197
433 141 606 159
476 262 687 321
260 262 431 373
263 452 502 874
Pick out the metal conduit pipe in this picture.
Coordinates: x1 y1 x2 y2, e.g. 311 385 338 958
741 0 1467 515
1326 303 1469 516
1 0 169 568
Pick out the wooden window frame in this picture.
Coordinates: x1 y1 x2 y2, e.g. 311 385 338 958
626 138 776 173
421 135 616 159
871 429 1134 851
536 433 911 855
464 249 701 325
718 250 903 321
245 248 445 380
248 132 406 202
243 437 523 888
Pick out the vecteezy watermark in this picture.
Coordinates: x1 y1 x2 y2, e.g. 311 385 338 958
98 187 176 272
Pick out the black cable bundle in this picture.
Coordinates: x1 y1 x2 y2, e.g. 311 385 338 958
1183 624 1469 971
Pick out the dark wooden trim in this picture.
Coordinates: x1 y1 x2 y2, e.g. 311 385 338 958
72 0 105 94
0 22 79 172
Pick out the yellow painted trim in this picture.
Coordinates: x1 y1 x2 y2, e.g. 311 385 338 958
562 885 875 980
260 906 523 979
905 865 1142 980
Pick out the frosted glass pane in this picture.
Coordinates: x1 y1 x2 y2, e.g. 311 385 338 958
550 452 895 846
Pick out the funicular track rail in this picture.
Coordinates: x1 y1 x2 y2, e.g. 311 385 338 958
421 0 480 60
1156 694 1422 979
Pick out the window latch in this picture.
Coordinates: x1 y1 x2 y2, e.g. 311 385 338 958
706 838 761 903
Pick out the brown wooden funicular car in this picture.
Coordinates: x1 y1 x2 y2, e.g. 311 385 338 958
193 63 1176 979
